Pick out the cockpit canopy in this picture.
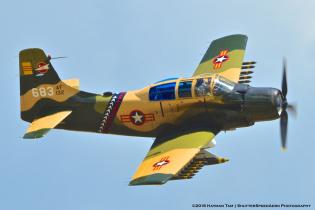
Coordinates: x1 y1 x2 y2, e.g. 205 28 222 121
149 82 176 101
212 75 235 96
149 75 235 101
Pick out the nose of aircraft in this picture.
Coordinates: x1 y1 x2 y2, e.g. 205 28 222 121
243 87 282 121
270 88 283 116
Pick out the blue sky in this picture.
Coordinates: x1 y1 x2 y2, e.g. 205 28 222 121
0 0 314 209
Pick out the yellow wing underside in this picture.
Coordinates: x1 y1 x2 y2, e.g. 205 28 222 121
129 131 217 185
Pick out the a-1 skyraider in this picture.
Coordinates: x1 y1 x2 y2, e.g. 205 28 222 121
19 34 295 186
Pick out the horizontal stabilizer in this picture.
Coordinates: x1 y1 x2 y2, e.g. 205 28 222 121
23 110 72 139
62 79 80 90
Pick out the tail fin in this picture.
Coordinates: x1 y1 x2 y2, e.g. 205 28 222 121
19 48 79 123
20 48 60 91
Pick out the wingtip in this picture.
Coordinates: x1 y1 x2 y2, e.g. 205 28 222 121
128 173 172 186
23 133 43 139
22 129 49 139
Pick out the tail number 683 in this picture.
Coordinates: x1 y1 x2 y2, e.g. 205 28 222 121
31 87 54 97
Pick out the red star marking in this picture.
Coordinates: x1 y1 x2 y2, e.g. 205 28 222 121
153 156 170 171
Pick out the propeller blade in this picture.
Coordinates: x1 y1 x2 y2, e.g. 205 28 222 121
280 110 288 150
282 58 288 98
287 103 297 119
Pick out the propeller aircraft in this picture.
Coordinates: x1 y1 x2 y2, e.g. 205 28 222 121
19 34 295 185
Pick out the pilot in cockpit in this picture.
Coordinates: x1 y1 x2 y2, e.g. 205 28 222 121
195 78 212 96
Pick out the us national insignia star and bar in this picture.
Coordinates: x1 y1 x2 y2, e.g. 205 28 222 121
120 110 155 126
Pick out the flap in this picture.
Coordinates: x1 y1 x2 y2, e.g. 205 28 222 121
23 110 72 139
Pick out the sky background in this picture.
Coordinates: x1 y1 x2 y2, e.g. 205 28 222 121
0 0 314 209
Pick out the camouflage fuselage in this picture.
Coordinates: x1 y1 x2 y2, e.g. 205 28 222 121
54 76 280 138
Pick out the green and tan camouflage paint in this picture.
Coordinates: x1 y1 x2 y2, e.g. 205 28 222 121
19 34 266 186
193 34 247 82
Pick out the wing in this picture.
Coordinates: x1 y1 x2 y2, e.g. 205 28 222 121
193 34 247 82
129 130 219 186
23 110 72 139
